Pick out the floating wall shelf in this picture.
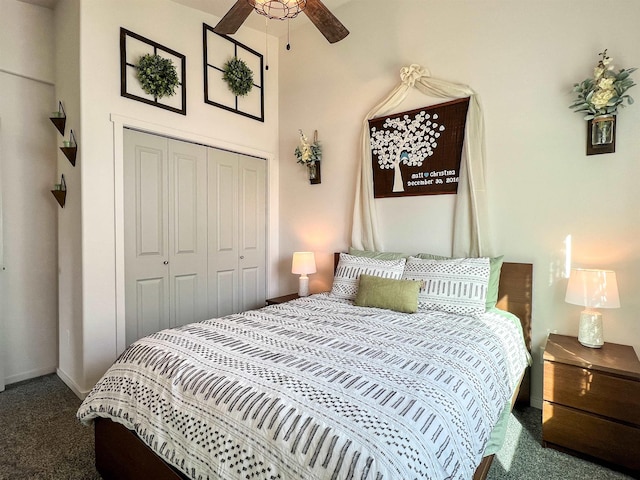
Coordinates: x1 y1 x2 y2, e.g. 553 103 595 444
60 130 77 167
51 174 67 208
49 101 66 135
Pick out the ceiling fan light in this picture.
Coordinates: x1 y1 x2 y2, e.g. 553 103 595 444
249 0 307 21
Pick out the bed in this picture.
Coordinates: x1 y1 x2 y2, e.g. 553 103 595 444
78 254 532 480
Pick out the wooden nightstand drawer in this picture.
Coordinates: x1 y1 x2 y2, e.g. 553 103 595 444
544 361 640 425
543 334 640 474
543 402 640 471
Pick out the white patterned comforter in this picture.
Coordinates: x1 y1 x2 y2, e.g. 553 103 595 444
78 293 529 480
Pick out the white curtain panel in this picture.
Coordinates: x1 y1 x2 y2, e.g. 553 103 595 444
351 64 493 257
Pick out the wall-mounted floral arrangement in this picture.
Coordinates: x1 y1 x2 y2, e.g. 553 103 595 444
295 130 322 184
570 49 636 155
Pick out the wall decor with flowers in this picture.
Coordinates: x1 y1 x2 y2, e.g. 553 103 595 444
203 24 264 122
570 49 636 155
120 28 186 115
295 130 322 184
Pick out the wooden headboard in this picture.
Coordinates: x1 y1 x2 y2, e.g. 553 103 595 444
333 253 533 402
496 261 533 403
496 262 533 350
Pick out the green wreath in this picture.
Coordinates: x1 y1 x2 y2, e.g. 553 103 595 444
222 57 254 97
137 54 179 99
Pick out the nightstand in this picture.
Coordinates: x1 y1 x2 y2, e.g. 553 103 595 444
542 333 640 474
265 293 299 306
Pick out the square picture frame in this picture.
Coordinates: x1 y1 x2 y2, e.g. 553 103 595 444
203 24 264 122
120 28 187 115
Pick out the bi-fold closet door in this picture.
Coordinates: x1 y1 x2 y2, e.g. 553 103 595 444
208 148 266 318
123 129 266 347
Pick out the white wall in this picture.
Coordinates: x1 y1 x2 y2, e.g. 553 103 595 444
55 0 281 394
0 0 58 386
54 0 83 395
278 0 640 407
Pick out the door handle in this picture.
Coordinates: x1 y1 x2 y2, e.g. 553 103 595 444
163 261 169 265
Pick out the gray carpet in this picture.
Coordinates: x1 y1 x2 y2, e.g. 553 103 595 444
0 374 100 480
489 406 634 480
0 374 635 479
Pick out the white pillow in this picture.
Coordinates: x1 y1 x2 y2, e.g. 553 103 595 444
401 256 490 317
330 253 406 300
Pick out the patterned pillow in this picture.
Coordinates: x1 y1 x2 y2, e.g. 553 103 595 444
402 256 490 317
330 253 406 300
416 253 504 310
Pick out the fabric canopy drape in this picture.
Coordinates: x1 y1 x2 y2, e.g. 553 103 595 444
351 64 493 258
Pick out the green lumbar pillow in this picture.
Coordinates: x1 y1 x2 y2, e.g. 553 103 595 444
354 274 421 313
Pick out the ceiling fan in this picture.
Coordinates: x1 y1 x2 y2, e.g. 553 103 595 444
213 0 349 44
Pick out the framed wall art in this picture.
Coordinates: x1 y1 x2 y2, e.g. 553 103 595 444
369 97 470 198
120 28 187 115
203 23 264 122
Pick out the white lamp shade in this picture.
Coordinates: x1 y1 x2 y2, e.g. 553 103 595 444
292 252 316 275
565 268 620 309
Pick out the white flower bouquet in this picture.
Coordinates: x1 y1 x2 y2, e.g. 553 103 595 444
570 50 636 120
294 130 321 165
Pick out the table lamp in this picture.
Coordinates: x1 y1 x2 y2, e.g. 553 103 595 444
292 252 316 297
565 268 620 348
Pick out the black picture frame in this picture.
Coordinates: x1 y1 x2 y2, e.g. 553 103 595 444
203 24 264 122
120 28 187 115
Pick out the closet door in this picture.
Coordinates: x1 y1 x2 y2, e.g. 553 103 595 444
208 148 266 317
167 139 208 327
124 130 208 346
208 149 239 317
237 155 266 312
124 129 170 345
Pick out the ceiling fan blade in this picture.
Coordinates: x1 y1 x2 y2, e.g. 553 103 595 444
303 0 349 44
213 1 254 35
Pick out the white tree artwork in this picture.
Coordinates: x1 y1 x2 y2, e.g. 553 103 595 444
370 111 445 192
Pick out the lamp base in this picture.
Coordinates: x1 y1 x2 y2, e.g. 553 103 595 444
298 275 310 297
578 309 603 348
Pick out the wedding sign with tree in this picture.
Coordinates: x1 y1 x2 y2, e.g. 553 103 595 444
369 97 469 198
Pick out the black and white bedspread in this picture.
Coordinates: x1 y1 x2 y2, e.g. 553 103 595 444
78 293 529 480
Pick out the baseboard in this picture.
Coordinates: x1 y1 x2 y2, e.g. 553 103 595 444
5 365 56 386
56 367 90 400
530 396 543 410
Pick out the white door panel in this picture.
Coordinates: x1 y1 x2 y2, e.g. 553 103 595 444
168 140 208 328
240 266 261 312
134 277 170 339
208 149 266 316
137 149 165 256
215 269 237 317
125 131 207 345
208 149 239 317
124 130 169 346
173 274 198 327
238 155 266 311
